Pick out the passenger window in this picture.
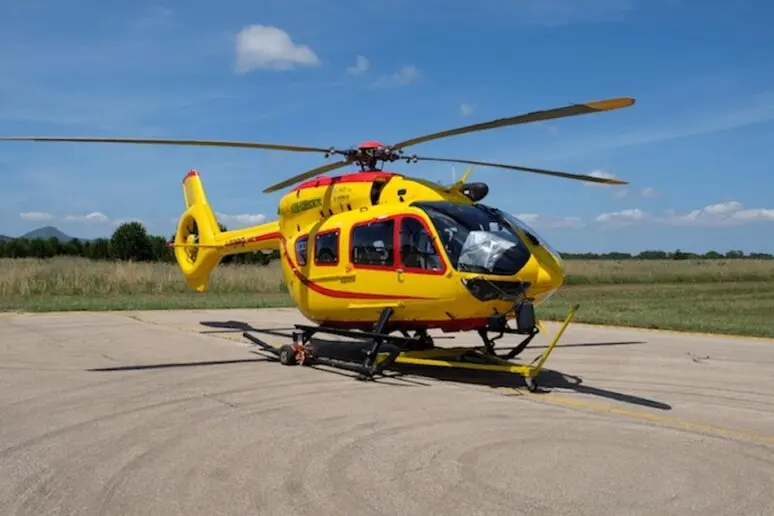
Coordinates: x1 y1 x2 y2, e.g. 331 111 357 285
315 230 339 265
351 219 395 266
295 235 308 266
400 217 443 271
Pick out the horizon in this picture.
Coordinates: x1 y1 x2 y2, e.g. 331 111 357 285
2 223 770 256
1 1 773 254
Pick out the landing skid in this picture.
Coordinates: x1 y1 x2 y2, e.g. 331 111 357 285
243 304 580 392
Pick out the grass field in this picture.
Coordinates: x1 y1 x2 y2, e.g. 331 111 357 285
2 256 774 338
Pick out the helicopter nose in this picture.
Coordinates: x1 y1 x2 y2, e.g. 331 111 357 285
532 252 565 301
536 264 563 291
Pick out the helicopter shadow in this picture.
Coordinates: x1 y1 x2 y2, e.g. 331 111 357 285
198 320 672 411
198 320 429 387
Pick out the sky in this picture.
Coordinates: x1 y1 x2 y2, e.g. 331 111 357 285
1 0 773 254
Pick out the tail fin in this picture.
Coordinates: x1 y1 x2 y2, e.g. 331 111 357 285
172 170 281 292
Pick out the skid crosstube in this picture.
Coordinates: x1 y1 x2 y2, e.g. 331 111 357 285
242 304 580 391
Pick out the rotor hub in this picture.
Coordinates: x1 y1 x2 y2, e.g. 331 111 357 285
357 140 384 150
338 141 409 171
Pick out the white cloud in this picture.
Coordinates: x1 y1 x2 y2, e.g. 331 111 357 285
595 208 646 228
346 55 369 75
663 201 774 226
19 211 141 226
552 216 585 228
460 103 476 116
514 213 585 229
65 212 110 224
20 212 55 222
499 199 774 233
595 200 774 229
372 66 421 88
731 209 774 222
612 189 628 200
612 186 658 200
234 25 320 73
215 212 267 228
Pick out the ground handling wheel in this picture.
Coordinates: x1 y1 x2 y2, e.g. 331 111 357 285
278 344 298 366
525 376 539 393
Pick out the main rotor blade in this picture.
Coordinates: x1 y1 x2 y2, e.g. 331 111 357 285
413 156 628 185
262 158 351 193
391 97 635 150
0 136 334 154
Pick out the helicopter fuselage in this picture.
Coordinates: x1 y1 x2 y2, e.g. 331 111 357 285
268 170 566 331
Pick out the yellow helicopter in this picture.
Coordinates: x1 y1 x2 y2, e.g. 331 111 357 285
0 97 633 389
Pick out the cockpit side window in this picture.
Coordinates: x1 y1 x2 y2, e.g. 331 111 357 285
350 219 395 268
399 216 444 272
295 235 308 266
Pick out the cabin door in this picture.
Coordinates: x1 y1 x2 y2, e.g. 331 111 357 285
348 214 450 317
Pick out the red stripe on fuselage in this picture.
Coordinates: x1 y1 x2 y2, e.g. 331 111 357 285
224 231 281 248
290 171 396 193
320 317 490 332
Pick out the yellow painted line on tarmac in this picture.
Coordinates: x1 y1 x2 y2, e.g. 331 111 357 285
539 318 774 343
495 387 774 445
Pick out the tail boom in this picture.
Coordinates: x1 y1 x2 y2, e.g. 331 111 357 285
173 170 281 292
216 224 281 255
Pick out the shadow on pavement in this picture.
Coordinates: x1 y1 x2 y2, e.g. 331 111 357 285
86 319 671 411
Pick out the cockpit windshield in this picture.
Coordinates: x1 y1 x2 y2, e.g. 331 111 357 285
491 209 564 267
412 201 532 276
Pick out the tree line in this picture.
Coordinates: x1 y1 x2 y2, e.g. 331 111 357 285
0 222 771 262
560 250 773 260
0 222 279 265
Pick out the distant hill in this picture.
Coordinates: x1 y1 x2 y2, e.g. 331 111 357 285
20 226 76 242
0 226 99 242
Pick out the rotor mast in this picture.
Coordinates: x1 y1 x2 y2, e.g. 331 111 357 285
348 140 413 172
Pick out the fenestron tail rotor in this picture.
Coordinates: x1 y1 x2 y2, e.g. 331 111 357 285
0 96 636 192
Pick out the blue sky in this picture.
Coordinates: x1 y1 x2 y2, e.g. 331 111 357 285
1 0 773 253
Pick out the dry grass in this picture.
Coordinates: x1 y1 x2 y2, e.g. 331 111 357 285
2 256 774 337
0 256 286 297
564 258 774 284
